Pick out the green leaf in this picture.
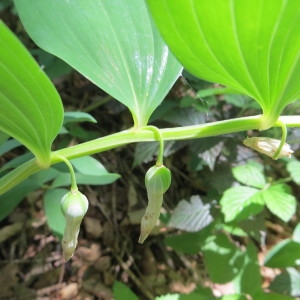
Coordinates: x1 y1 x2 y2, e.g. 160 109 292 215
43 188 68 239
0 21 63 167
146 0 300 125
70 156 109 176
287 160 300 185
51 173 120 188
168 195 213 232
0 139 21 156
29 168 60 187
223 94 249 108
264 238 300 268
201 234 244 284
204 163 235 193
263 184 296 222
0 167 61 221
220 186 264 222
0 179 40 221
155 295 180 300
0 131 9 146
270 268 300 297
163 107 207 127
254 292 295 300
30 49 73 79
232 161 266 189
232 243 262 296
15 0 182 128
164 227 212 255
63 112 97 125
0 152 33 174
238 213 266 242
51 156 120 188
113 281 139 300
155 287 215 300
220 296 248 300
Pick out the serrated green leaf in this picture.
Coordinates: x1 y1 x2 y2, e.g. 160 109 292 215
221 295 248 300
287 160 300 185
43 188 68 239
232 161 266 189
168 195 213 232
264 239 300 268
199 141 224 171
155 295 180 300
239 213 266 243
270 268 300 297
204 163 235 193
263 184 296 222
202 234 244 284
292 223 300 243
15 0 182 128
220 186 264 222
156 286 215 300
189 137 225 171
113 281 139 300
147 0 300 125
254 292 295 300
164 229 212 255
0 21 63 167
232 243 262 296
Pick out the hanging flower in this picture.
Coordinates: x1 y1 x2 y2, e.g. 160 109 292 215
60 190 89 261
139 164 171 243
243 137 293 159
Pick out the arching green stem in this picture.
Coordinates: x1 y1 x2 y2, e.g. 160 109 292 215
55 155 78 192
1 114 300 195
272 121 288 160
143 126 164 166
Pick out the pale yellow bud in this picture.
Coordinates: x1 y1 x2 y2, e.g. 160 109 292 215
243 137 293 159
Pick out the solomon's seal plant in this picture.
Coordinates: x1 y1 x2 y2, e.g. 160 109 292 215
0 0 299 286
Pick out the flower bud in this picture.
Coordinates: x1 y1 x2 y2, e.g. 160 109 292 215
61 190 88 261
243 137 293 159
139 165 171 243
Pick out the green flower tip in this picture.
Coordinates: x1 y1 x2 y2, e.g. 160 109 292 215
145 165 171 195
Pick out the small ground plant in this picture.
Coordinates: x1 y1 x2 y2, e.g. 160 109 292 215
1 0 300 299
